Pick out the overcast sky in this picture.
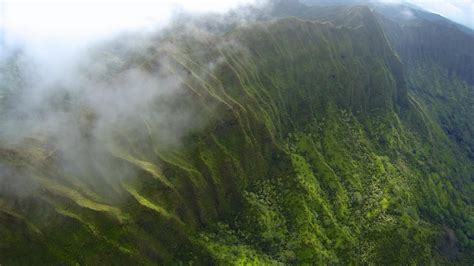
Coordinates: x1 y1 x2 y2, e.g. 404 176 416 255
0 0 472 47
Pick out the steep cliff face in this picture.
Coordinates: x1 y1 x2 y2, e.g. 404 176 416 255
376 6 474 85
375 5 474 161
0 2 473 265
270 2 474 263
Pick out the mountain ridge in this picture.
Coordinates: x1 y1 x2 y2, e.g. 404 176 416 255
0 1 473 264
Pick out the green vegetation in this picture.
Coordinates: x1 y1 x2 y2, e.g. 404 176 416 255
0 1 472 264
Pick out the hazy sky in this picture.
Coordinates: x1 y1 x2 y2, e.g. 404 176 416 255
0 0 472 47
407 0 473 28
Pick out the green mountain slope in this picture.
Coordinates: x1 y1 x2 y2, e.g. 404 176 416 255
0 1 472 264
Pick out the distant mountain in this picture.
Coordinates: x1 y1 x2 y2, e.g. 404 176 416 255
0 0 472 264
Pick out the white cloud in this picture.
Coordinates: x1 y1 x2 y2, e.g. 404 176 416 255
0 0 260 47
0 0 472 48
0 0 264 82
401 7 415 19
407 0 474 28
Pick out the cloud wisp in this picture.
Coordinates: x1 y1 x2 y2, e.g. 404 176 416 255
376 0 474 28
0 1 268 200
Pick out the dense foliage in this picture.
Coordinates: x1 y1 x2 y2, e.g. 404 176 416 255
0 1 472 264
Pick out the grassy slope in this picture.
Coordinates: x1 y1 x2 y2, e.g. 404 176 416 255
0 4 473 265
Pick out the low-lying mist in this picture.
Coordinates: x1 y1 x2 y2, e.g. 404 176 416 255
0 1 268 200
